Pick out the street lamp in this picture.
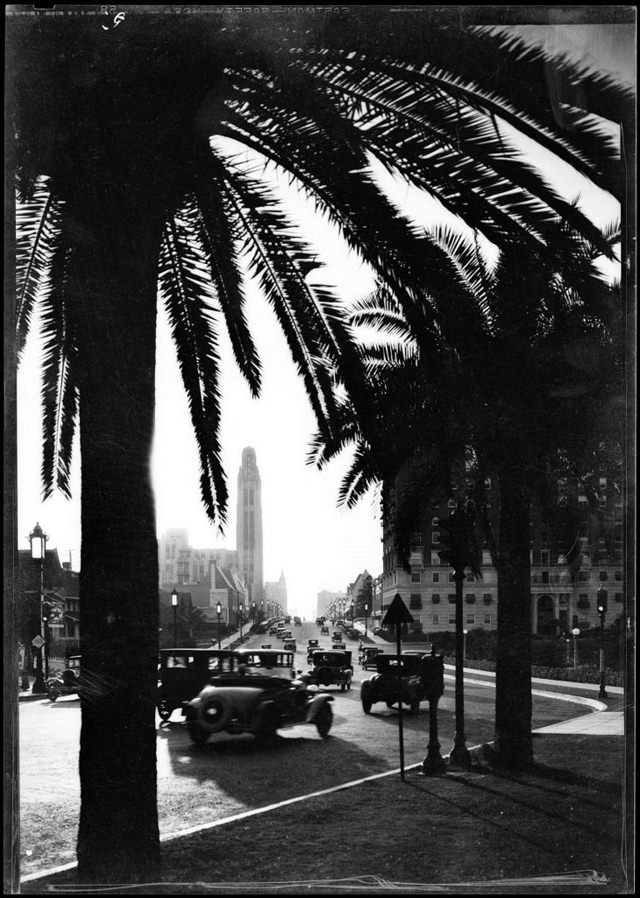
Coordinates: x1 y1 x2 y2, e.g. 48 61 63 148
260 600 264 622
239 602 244 643
29 523 48 694
252 601 256 622
364 603 369 640
572 627 581 669
596 586 608 699
171 587 178 649
463 628 468 664
216 602 223 649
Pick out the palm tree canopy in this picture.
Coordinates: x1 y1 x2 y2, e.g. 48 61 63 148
12 8 632 527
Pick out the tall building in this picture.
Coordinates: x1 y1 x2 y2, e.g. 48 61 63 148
265 570 288 616
236 446 264 605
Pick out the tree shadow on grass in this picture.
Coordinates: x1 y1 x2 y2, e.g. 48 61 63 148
416 765 621 843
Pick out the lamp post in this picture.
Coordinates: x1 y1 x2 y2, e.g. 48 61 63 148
596 587 608 699
171 587 178 649
216 602 222 649
260 600 264 622
572 627 581 669
239 602 244 642
29 523 48 694
364 603 369 640
252 601 256 622
463 628 468 665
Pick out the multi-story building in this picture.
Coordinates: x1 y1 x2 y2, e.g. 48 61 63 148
236 446 264 605
265 570 288 617
316 590 346 620
381 467 625 637
209 564 247 627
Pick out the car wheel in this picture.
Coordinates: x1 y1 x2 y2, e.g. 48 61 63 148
157 700 172 721
410 699 420 714
257 703 279 745
48 687 59 702
187 722 209 746
317 667 333 687
315 703 333 738
362 696 372 714
198 696 231 733
386 700 395 709
340 683 345 692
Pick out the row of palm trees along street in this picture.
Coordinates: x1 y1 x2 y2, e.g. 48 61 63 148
9 7 633 887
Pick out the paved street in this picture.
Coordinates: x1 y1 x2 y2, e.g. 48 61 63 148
19 621 619 880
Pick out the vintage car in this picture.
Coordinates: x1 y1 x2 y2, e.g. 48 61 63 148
305 649 353 691
261 643 272 649
183 649 333 745
293 617 302 626
360 651 444 715
359 646 384 670
157 648 236 721
331 642 347 651
306 639 319 663
269 627 278 636
320 625 329 635
332 631 342 642
282 630 293 640
283 639 297 653
46 654 81 701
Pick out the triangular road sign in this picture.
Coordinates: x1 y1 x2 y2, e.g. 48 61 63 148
382 593 414 628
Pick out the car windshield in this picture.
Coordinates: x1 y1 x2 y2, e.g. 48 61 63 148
312 652 346 665
235 651 293 671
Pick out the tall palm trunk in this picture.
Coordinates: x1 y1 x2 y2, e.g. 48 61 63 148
70 199 163 882
494 467 534 767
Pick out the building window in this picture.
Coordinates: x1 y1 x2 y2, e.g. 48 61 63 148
615 593 623 603
432 531 440 545
578 571 590 582
432 594 441 604
431 553 440 567
599 571 608 581
466 615 475 625
449 615 456 625
432 517 439 526
578 494 588 504
411 572 421 583
432 572 440 583
432 615 439 625
615 571 622 581
541 571 549 584
540 551 550 565
484 614 492 624
483 594 492 605
599 477 607 490
577 595 589 609
448 594 456 604
409 595 422 610
449 572 456 582
465 594 476 604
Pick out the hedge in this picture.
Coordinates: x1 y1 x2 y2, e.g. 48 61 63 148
444 656 623 687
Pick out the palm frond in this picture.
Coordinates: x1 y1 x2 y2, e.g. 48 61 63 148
192 161 262 398
16 179 62 361
40 244 78 500
158 201 228 524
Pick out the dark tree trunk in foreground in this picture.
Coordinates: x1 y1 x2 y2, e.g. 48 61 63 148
494 467 534 768
72 199 163 882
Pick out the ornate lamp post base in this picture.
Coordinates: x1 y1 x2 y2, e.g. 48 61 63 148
449 737 472 768
31 670 47 694
422 698 446 775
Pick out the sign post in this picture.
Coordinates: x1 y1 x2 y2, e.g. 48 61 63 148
382 593 414 782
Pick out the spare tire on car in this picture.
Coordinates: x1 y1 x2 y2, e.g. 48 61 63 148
317 667 333 686
198 695 231 733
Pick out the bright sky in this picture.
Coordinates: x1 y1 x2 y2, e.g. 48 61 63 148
16 23 632 619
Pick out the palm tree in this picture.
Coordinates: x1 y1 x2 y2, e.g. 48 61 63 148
312 228 624 767
10 8 630 882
